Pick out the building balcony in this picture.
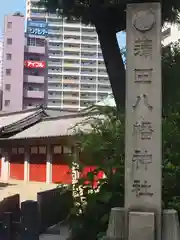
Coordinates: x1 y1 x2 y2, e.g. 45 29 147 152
25 45 45 55
62 104 79 109
98 81 110 86
24 90 44 99
48 78 62 83
48 31 63 35
64 47 80 52
81 48 97 52
30 12 47 19
63 95 79 100
48 62 62 67
63 23 81 28
63 39 80 43
81 64 97 68
81 31 97 36
64 31 80 36
48 38 63 43
24 75 45 84
63 88 79 92
48 94 62 100
49 54 63 59
48 101 62 108
64 63 80 68
63 79 78 85
80 88 96 92
48 14 62 19
81 25 94 29
48 46 63 50
48 22 63 27
48 70 62 75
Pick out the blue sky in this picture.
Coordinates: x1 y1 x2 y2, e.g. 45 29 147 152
0 0 126 47
0 0 26 36
117 32 126 49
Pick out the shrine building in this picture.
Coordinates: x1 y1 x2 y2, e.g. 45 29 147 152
0 106 101 184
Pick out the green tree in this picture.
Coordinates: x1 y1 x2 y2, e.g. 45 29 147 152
68 106 125 239
162 43 180 115
37 0 180 109
162 43 180 212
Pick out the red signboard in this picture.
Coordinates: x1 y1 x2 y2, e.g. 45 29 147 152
24 60 46 69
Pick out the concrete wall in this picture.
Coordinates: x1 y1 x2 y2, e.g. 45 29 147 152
2 14 25 112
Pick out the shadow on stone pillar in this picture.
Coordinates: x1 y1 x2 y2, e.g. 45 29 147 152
102 207 125 240
162 209 180 240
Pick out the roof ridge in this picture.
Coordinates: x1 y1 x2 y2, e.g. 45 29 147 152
0 106 42 117
41 111 97 122
44 107 77 112
2 109 44 130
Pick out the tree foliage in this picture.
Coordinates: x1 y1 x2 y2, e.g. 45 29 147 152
39 0 180 28
38 0 180 109
162 43 180 115
68 106 124 240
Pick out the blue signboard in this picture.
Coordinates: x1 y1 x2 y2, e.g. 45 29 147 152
27 20 48 28
27 20 48 37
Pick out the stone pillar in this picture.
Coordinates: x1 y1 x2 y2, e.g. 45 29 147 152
24 150 29 182
105 208 125 240
1 151 9 182
125 3 161 240
162 209 180 240
46 145 52 184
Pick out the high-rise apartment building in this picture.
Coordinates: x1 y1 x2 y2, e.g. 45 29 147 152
2 12 48 112
162 23 180 46
26 0 111 110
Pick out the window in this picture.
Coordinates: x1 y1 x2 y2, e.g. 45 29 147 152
30 146 38 154
18 147 24 154
4 100 10 106
39 146 46 154
6 53 12 60
12 148 18 154
7 22 12 29
5 84 11 91
53 146 62 154
6 69 11 76
7 38 12 45
63 146 72 154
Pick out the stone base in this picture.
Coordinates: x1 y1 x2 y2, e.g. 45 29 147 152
128 211 155 240
162 209 180 240
104 207 125 240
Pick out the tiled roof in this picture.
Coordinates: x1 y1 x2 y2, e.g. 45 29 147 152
8 114 93 140
44 108 78 118
0 106 81 137
0 110 37 129
0 107 48 136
